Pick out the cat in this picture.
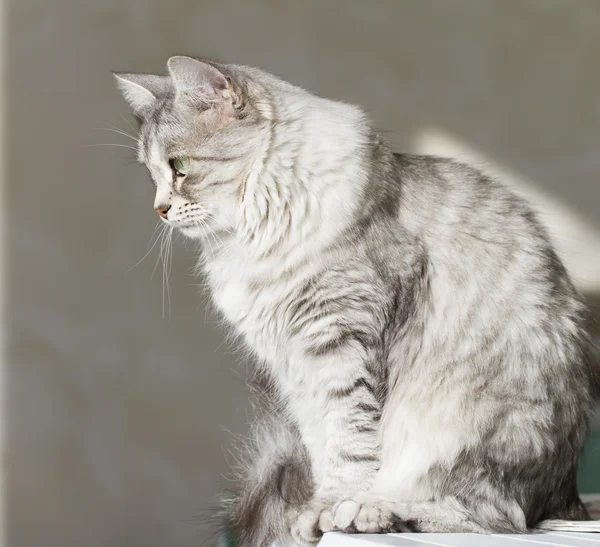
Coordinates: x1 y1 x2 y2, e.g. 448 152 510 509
114 57 593 546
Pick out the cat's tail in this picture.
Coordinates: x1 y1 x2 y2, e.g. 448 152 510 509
224 371 313 547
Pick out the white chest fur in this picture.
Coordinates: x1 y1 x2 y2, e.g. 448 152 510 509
209 266 291 367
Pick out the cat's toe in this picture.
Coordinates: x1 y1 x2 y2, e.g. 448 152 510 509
356 502 394 533
290 509 320 545
333 499 361 531
319 507 335 533
288 501 333 545
333 496 404 533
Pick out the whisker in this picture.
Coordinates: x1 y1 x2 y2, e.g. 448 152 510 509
209 216 235 237
152 225 169 279
199 218 236 258
98 119 139 139
202 219 220 258
202 217 235 254
199 219 215 257
126 221 164 272
160 230 168 318
85 143 138 151
166 227 173 318
94 127 139 142
162 227 174 319
168 229 173 318
120 114 139 135
205 222 224 250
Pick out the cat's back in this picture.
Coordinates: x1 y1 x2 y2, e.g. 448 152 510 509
394 153 565 288
394 153 544 249
391 152 585 352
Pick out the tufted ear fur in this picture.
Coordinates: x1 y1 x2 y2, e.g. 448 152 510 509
113 72 170 117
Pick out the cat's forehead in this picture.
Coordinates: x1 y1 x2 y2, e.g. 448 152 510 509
138 97 212 163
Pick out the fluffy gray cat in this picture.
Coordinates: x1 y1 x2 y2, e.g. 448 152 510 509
114 57 594 546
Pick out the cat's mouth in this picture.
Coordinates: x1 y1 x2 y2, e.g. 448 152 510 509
157 215 204 236
160 217 201 229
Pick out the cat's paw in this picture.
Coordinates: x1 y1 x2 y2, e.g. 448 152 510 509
287 499 335 545
333 494 408 534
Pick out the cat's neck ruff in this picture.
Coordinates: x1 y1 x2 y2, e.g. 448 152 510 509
207 90 372 280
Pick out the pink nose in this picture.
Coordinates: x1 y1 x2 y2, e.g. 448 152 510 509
155 205 171 219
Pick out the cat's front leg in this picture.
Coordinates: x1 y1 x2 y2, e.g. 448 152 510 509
284 343 383 544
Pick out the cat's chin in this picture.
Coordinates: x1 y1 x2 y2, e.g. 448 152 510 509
177 225 205 239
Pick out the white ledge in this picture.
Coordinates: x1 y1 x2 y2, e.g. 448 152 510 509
319 532 600 546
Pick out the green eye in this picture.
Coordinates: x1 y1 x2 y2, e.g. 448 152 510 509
169 156 189 176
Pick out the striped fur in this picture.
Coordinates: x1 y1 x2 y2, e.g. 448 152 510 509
115 58 594 546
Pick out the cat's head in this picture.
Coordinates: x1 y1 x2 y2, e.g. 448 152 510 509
114 57 272 240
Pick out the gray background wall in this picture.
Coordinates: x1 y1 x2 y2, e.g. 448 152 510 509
8 1 600 546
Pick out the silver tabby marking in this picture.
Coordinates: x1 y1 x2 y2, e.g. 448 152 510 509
115 57 593 546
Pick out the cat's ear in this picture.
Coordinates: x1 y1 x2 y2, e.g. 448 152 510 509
167 56 232 105
113 73 170 117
